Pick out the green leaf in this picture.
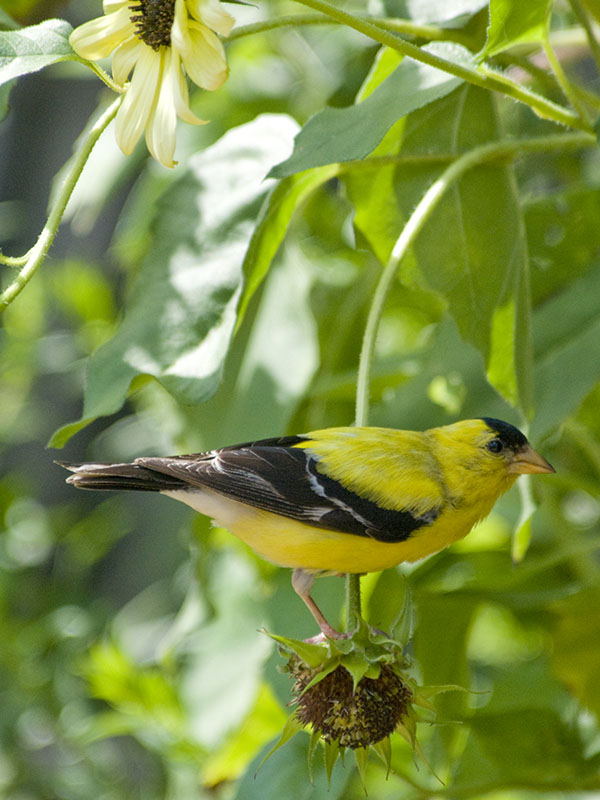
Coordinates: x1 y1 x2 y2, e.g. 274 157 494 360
551 587 600 718
396 85 533 411
455 709 598 789
51 115 298 445
0 19 76 86
173 250 320 451
255 713 305 772
0 78 14 122
579 0 600 24
270 42 473 178
0 9 18 29
412 590 476 744
480 0 553 59
526 186 600 306
323 738 341 785
238 732 351 799
381 0 488 25
344 47 407 265
235 163 339 331
265 631 330 669
340 652 376 689
366 569 413 643
531 265 600 438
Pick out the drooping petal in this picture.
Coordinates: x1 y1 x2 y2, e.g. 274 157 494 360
186 0 234 36
70 6 134 60
115 46 162 156
112 36 141 85
170 49 206 125
171 0 189 53
145 49 178 167
181 22 228 90
103 0 128 13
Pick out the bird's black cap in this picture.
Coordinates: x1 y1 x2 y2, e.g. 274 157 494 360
481 418 528 451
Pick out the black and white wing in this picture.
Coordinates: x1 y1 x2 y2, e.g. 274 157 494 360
133 435 440 544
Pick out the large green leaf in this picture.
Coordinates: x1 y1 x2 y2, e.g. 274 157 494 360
50 115 299 447
455 709 599 789
480 0 553 59
185 252 320 449
526 185 600 305
551 587 600 718
0 8 18 29
271 42 473 178
234 733 351 800
531 265 600 438
380 0 488 25
0 19 76 86
394 85 532 411
235 164 338 330
344 47 407 265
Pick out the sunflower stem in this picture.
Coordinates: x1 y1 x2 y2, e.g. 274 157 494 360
229 13 474 48
345 573 362 633
542 34 592 125
0 96 121 310
354 130 594 429
349 130 592 636
291 0 590 130
567 0 600 76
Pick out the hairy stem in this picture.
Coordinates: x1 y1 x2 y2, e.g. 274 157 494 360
542 35 592 125
230 13 473 47
345 573 362 633
0 97 121 310
355 130 594 429
292 0 590 130
568 0 600 75
348 129 592 631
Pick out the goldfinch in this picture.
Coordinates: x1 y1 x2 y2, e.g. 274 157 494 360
59 418 554 637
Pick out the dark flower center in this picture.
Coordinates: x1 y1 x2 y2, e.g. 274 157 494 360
290 659 412 749
129 0 175 50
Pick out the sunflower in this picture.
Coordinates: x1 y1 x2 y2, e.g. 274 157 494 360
70 0 234 167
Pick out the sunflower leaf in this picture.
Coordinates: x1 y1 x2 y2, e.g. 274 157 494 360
0 19 78 86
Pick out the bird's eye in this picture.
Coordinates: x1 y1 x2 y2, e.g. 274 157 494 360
486 438 504 454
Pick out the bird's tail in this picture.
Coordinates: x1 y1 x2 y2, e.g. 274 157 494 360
56 461 186 492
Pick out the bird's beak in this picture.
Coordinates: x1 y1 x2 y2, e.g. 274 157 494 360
509 444 555 474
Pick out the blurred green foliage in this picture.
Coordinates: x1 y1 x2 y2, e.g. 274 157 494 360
1 0 600 797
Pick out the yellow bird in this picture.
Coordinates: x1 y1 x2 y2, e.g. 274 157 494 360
59 418 554 637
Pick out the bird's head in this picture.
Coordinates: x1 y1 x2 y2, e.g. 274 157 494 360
429 417 554 495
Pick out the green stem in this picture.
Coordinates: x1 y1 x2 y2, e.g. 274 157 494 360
87 60 125 94
354 130 594 429
349 128 592 632
542 35 592 125
230 13 473 47
345 573 362 633
292 0 590 130
568 0 600 75
0 252 29 267
0 97 121 311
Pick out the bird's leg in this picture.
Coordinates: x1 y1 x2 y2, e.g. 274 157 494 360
291 568 342 639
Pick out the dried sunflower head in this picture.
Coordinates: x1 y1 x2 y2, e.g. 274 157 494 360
289 656 412 749
263 622 440 786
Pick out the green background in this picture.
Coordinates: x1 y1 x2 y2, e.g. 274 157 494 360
1 0 600 797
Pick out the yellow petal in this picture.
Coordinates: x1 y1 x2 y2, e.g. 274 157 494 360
145 49 178 168
112 36 141 85
186 0 234 36
115 46 161 156
182 22 228 90
170 49 206 125
103 0 128 12
70 6 133 61
172 0 189 52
